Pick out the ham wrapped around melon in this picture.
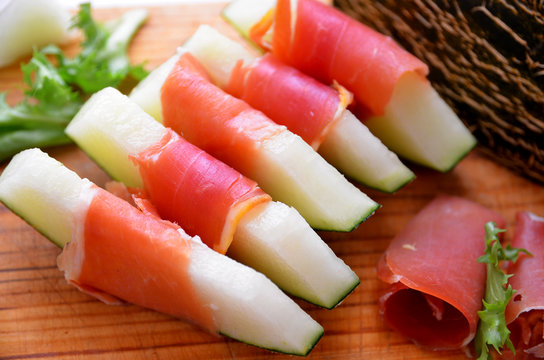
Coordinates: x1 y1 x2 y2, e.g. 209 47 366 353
506 212 544 358
67 87 361 309
160 52 379 232
222 0 477 172
170 25 414 193
226 52 345 149
377 195 506 350
0 148 324 355
135 129 270 254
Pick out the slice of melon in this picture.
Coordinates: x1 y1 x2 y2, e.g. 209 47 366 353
181 24 414 193
129 52 180 123
67 87 360 309
221 0 275 45
0 148 324 355
364 72 477 172
229 201 359 308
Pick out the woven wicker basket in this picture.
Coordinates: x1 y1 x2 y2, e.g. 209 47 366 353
335 0 544 184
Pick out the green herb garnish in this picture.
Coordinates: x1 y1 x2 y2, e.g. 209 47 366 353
474 221 531 359
0 3 148 162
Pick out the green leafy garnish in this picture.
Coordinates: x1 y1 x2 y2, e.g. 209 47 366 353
474 221 531 360
0 3 148 162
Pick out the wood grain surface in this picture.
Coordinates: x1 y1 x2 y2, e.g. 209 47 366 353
1 3 543 359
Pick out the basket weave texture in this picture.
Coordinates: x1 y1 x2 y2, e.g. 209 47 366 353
335 0 544 184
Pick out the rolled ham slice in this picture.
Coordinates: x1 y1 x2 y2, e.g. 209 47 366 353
506 211 544 359
377 195 506 350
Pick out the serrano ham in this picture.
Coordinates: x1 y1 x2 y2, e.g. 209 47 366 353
254 0 428 117
377 195 506 349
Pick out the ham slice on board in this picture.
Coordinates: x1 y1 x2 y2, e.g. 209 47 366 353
377 195 505 350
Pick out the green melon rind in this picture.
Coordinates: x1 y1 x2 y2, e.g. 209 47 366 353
0 200 64 248
219 329 324 357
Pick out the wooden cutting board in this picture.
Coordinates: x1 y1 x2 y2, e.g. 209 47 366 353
1 3 543 359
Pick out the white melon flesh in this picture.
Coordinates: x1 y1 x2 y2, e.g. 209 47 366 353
221 0 275 43
67 87 360 307
181 26 256 89
0 0 71 67
365 72 477 172
67 87 168 188
190 243 323 354
318 110 415 192
248 129 379 231
129 52 180 123
0 149 93 247
0 148 324 356
230 201 359 308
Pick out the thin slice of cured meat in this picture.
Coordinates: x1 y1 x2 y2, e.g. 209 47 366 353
257 0 428 117
226 53 350 149
377 195 506 350
505 212 544 359
133 129 271 254
57 185 217 331
161 52 284 175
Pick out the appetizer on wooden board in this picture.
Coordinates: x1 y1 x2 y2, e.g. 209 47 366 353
67 87 360 310
0 148 324 356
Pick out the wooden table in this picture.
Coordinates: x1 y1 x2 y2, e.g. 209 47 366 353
1 3 543 359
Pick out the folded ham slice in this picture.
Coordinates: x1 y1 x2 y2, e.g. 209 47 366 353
377 195 505 350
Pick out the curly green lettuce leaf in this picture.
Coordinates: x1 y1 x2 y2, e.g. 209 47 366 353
474 221 531 360
48 3 148 93
0 3 148 163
